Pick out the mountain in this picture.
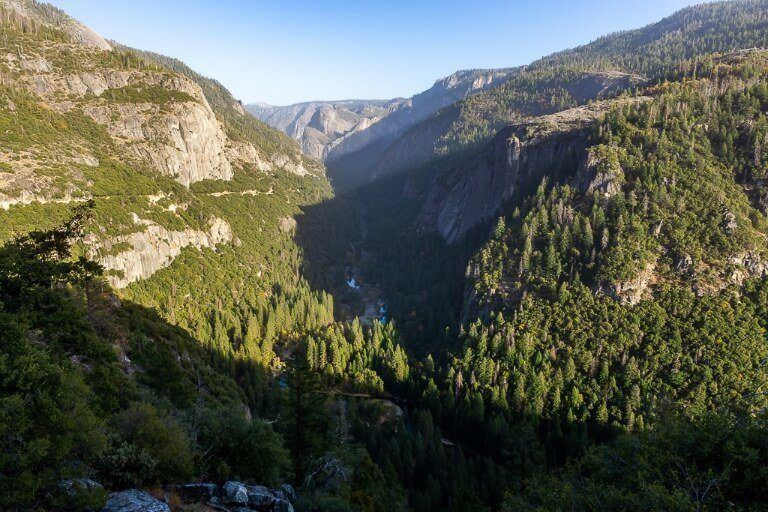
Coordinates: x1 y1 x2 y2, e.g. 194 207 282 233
0 3 383 509
417 96 648 243
379 0 768 245
248 98 405 159
342 2 768 508
0 0 326 292
5 1 768 511
248 68 516 188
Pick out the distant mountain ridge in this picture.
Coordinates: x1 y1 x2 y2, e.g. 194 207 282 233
248 98 406 160
247 68 516 186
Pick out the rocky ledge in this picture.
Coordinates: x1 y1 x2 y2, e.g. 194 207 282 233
60 478 296 512
89 215 234 288
97 482 295 512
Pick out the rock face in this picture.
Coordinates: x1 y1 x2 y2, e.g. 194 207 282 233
89 100 235 186
729 251 768 285
328 69 517 165
571 146 623 198
0 188 91 210
361 71 645 186
600 261 657 305
248 99 402 160
20 67 239 187
418 98 648 243
102 489 169 512
92 216 234 288
0 0 321 297
418 105 592 243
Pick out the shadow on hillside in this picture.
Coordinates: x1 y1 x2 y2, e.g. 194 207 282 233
294 163 489 353
293 189 364 322
86 282 280 414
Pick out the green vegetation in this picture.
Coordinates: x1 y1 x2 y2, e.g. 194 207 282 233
392 0 768 173
5 1 768 511
305 319 410 392
0 206 410 511
100 84 197 105
320 24 768 512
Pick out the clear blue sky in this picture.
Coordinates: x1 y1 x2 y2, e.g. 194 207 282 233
48 0 703 105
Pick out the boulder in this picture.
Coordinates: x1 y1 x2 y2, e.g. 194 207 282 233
223 481 250 506
57 478 106 510
273 498 295 512
675 254 693 273
276 484 297 503
102 489 169 512
176 480 296 511
247 485 276 508
177 482 218 503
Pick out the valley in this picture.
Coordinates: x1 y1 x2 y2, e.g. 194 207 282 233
3 1 768 511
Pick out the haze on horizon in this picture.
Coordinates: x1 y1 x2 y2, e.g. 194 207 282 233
48 0 704 105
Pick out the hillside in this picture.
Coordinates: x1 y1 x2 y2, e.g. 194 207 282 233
361 0 768 189
0 2 416 511
337 3 768 508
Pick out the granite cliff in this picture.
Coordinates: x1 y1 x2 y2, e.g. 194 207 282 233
416 99 647 243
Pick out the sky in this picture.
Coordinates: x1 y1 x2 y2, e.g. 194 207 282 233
47 0 704 105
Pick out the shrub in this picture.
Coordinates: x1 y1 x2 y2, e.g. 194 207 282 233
108 402 195 484
195 406 289 484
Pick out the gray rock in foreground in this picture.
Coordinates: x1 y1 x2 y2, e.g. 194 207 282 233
177 482 218 503
102 489 169 512
218 481 295 512
223 480 250 506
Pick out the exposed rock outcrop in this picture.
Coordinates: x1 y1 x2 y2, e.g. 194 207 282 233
23 70 199 100
600 261 657 305
0 188 91 210
729 251 768 285
327 68 517 167
278 216 297 233
178 481 294 512
18 67 244 187
248 99 401 160
91 215 234 288
102 489 169 512
362 70 645 186
571 146 623 198
85 101 235 186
